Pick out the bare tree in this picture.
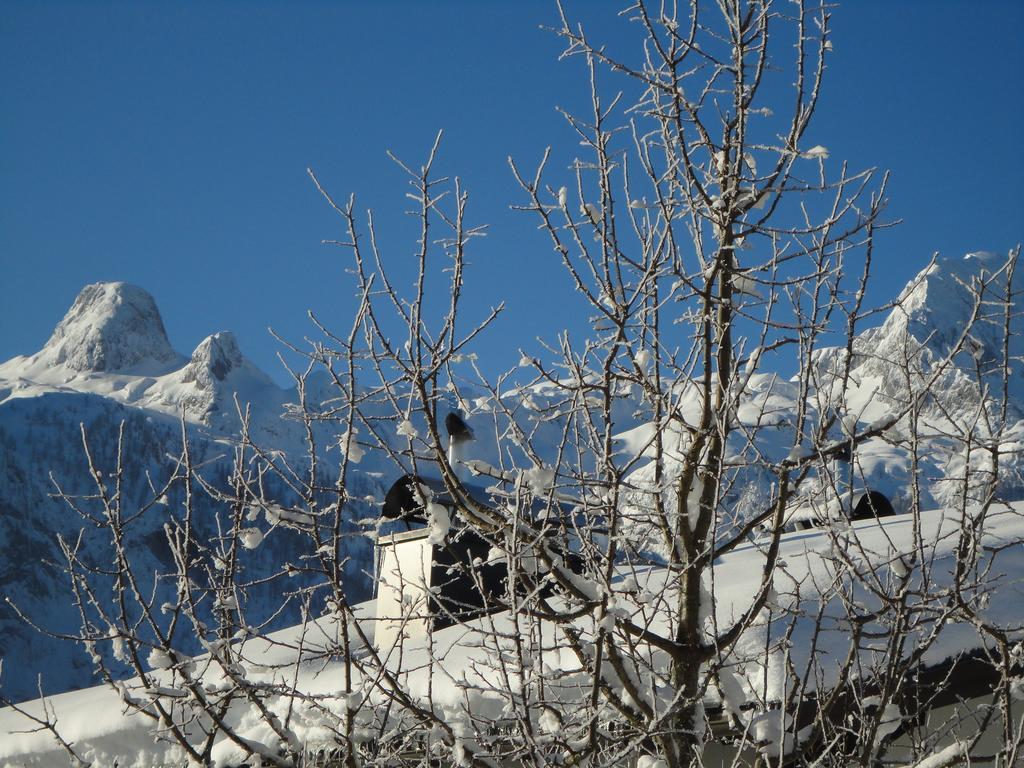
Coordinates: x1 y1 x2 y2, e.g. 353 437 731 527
5 2 1022 767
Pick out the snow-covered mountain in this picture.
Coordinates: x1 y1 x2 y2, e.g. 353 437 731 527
0 283 377 703
0 282 294 445
30 281 183 374
1 254 1021 705
811 252 1024 510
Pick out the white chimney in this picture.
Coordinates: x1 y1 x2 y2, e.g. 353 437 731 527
374 528 433 659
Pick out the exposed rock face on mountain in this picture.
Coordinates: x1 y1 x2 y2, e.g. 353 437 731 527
35 282 182 374
178 331 247 416
184 331 244 386
896 252 1017 365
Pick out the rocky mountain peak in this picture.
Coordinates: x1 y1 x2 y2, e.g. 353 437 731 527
39 282 180 373
167 331 283 426
182 332 244 387
866 252 1021 376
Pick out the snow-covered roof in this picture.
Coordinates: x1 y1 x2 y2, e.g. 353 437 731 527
3 502 1021 767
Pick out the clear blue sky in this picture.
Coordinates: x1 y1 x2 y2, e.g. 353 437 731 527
2 1 1022 385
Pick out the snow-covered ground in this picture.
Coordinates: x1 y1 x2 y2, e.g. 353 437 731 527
1 501 1021 766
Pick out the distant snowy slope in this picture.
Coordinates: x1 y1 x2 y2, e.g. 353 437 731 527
610 252 1024 550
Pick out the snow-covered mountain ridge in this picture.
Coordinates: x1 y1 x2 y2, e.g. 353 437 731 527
1 254 1021 707
843 252 1022 400
0 282 295 444
0 284 375 704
